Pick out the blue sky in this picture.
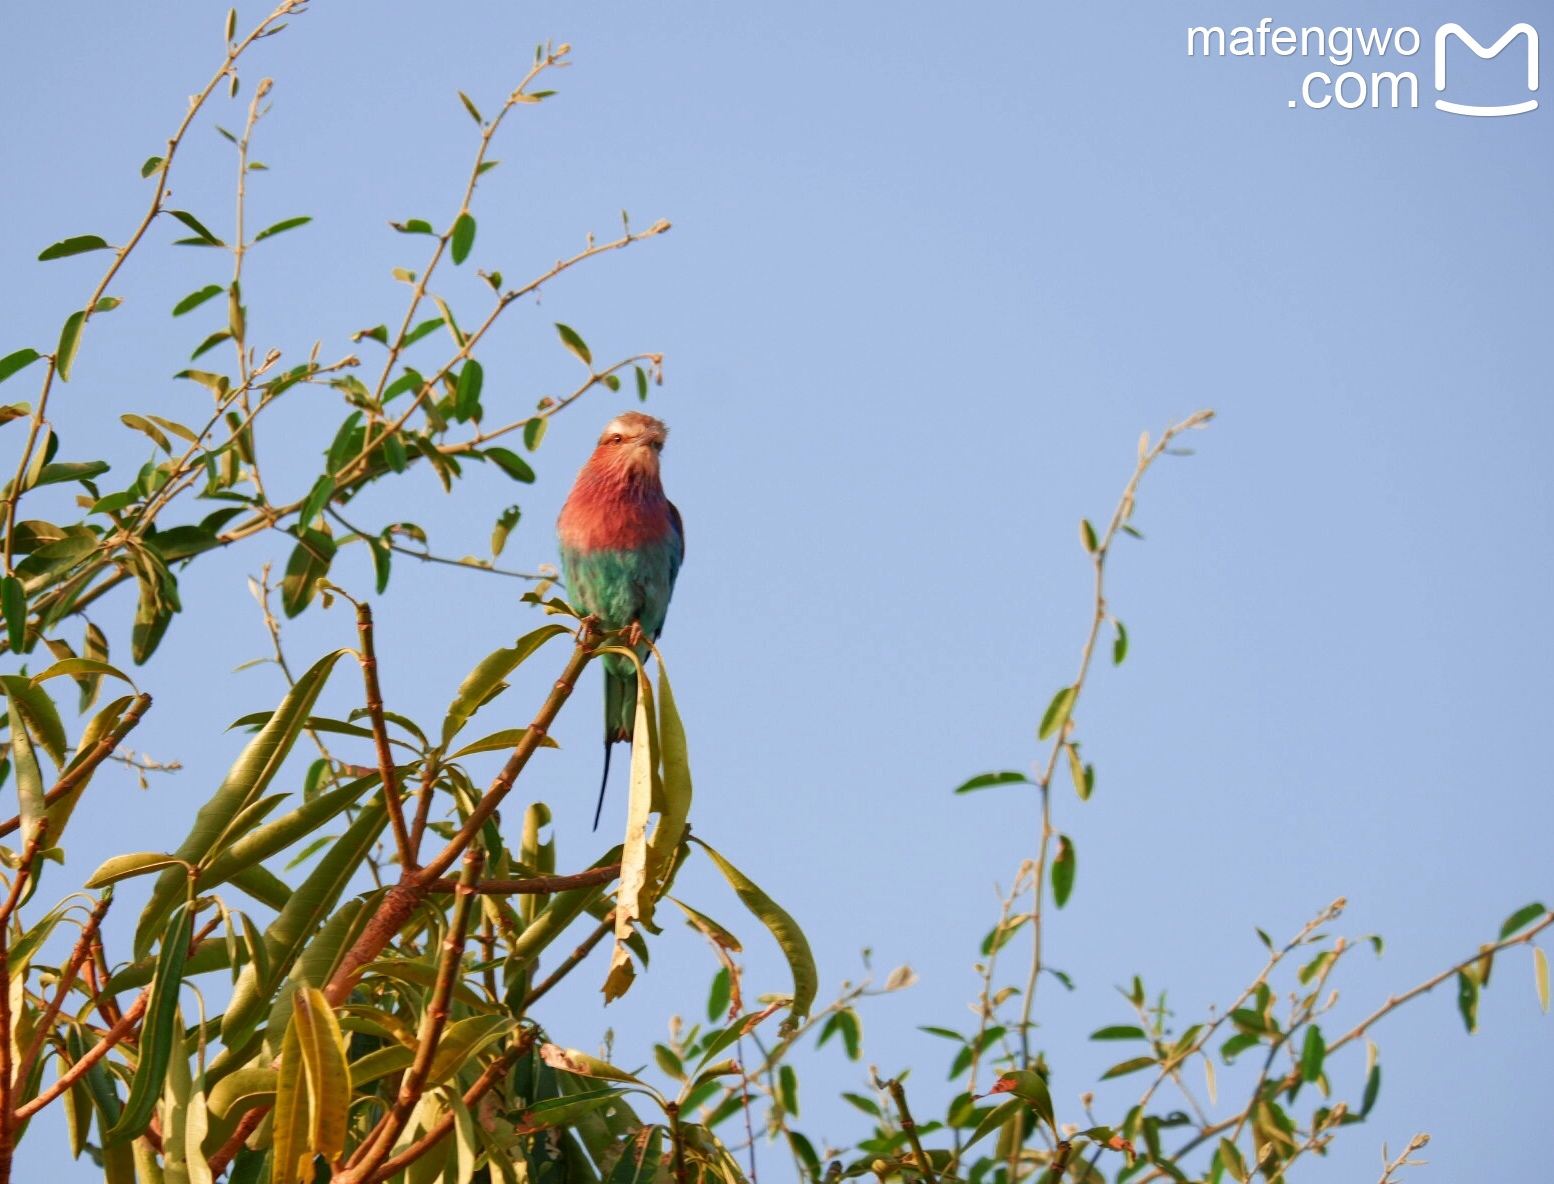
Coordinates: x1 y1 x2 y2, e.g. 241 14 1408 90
2 1 1550 1179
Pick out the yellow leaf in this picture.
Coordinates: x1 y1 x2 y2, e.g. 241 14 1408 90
1535 946 1549 1013
293 988 351 1165
272 1010 312 1184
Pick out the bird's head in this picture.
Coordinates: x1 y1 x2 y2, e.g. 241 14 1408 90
594 412 668 477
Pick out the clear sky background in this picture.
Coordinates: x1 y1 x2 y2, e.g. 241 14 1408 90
2 1 1550 1179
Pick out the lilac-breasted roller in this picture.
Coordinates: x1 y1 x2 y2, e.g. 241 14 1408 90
557 412 684 827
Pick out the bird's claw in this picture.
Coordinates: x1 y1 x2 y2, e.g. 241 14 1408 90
622 621 645 648
578 614 602 647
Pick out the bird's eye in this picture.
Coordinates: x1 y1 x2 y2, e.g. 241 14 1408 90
611 433 623 444
652 441 663 452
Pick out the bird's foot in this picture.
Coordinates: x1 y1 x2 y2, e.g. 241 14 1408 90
622 620 645 648
578 614 602 647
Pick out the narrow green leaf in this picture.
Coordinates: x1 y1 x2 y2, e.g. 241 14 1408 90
135 649 349 958
1219 1138 1249 1183
1360 1063 1381 1116
140 155 165 178
1113 620 1128 665
252 216 312 243
692 837 817 1030
555 323 592 366
1500 902 1548 940
1457 970 1479 1033
485 445 535 482
168 210 224 246
121 413 170 452
56 310 86 381
104 902 195 1145
197 773 379 892
281 528 336 617
988 1069 1055 1133
1051 834 1076 908
6 696 45 847
0 349 41 385
441 624 570 746
457 90 484 123
84 852 183 889
1090 1025 1147 1041
1099 1056 1157 1080
513 1088 625 1135
450 213 476 264
1079 518 1097 553
1299 1025 1325 1083
1 576 26 653
1038 685 1076 741
953 770 1029 794
222 799 387 1042
456 358 483 421
523 416 548 451
38 235 112 261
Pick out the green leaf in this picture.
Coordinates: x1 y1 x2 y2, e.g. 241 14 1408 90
104 902 195 1145
1038 685 1076 741
1113 620 1128 665
555 323 592 366
693 837 817 1030
56 310 86 382
635 364 649 402
0 349 41 385
524 416 548 451
222 799 388 1042
1099 1056 1157 1080
1052 835 1076 908
450 212 476 264
1500 902 1548 940
1 576 26 654
441 624 570 747
988 1069 1055 1134
485 446 535 483
134 649 349 958
197 773 379 892
953 770 1029 794
1457 970 1479 1033
538 1044 646 1086
121 413 170 453
5 696 45 847
168 209 224 246
1079 518 1098 553
207 1068 278 1120
457 90 484 123
141 155 165 178
513 1088 625 1135
38 235 113 261
1296 1023 1327 1089
281 528 336 617
83 852 183 889
1360 1063 1381 1116
1090 1025 1147 1041
190 329 231 360
253 215 312 242
962 1097 1026 1157
401 317 443 349
30 459 110 489
391 218 435 235
1219 1138 1249 1183
491 505 521 557
455 358 484 421
0 674 69 767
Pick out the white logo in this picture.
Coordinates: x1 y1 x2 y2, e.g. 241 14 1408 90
1434 23 1538 116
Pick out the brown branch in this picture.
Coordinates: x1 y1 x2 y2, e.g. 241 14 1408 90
886 1079 939 1184
0 693 152 839
426 865 620 897
342 849 483 1181
356 602 414 869
408 758 438 863
414 636 594 883
14 990 149 1122
521 913 615 1010
14 895 113 1090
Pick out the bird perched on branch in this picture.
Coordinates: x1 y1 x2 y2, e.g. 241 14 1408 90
557 412 684 828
